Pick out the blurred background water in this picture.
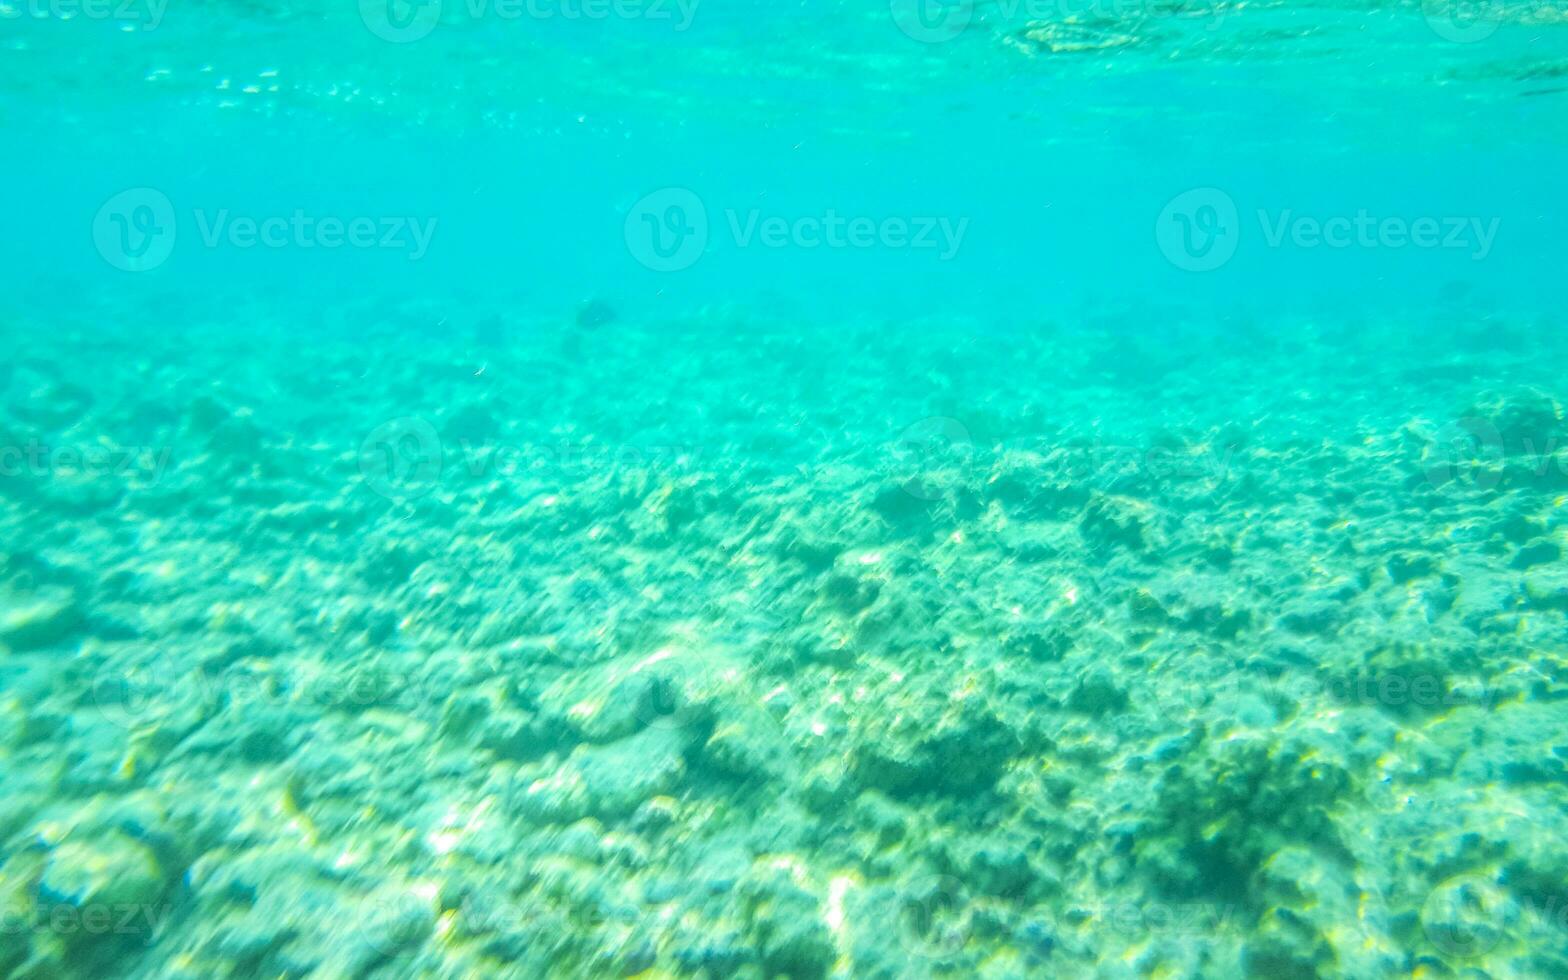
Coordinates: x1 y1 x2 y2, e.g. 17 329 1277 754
5 0 1566 326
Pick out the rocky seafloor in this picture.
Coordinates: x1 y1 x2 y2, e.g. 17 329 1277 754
2 299 1568 978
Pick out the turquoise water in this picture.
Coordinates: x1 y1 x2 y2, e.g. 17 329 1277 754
4 2 1568 977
